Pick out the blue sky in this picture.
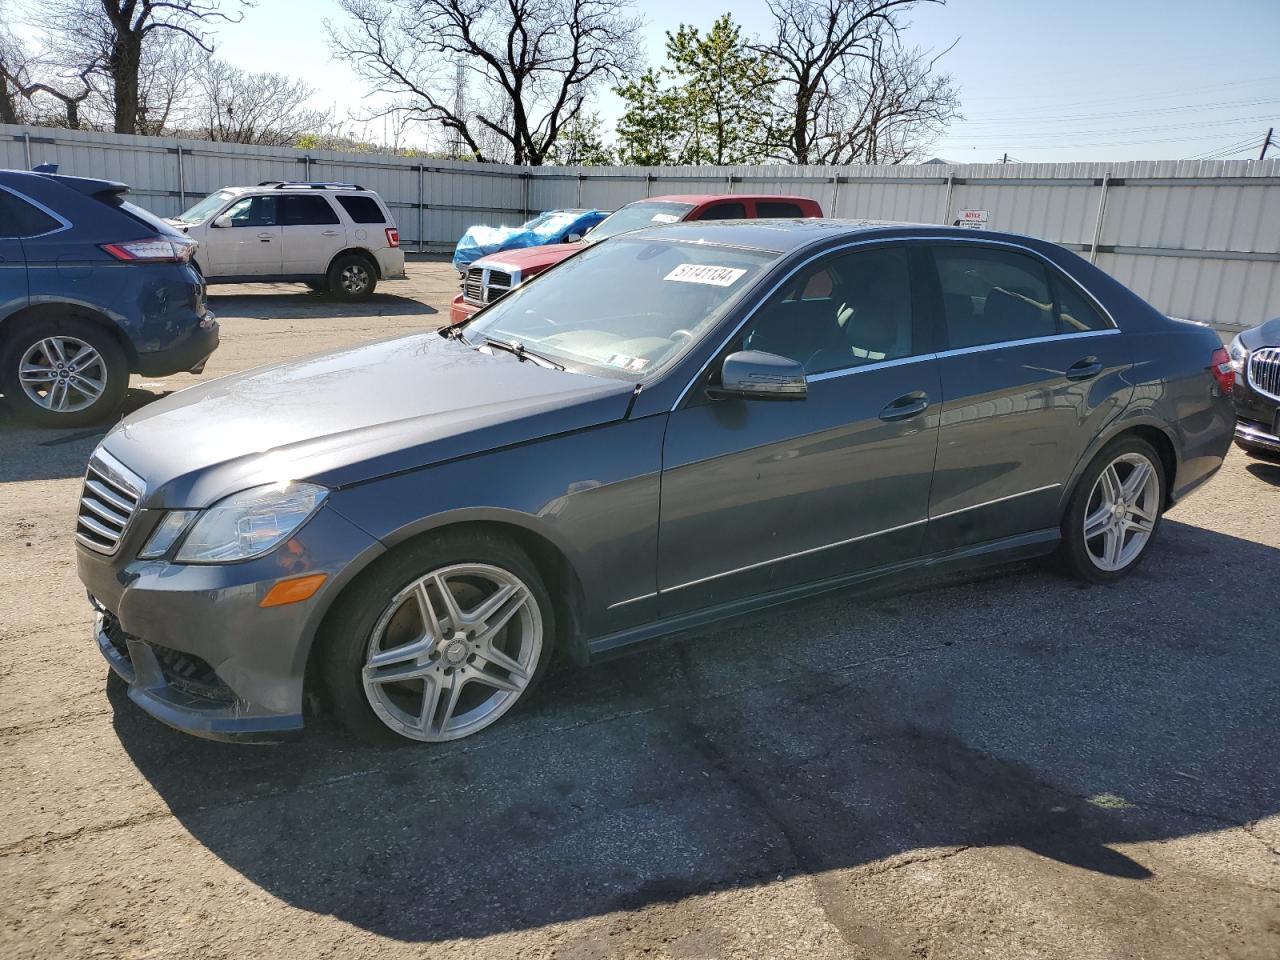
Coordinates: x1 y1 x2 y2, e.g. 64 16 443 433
207 0 1279 162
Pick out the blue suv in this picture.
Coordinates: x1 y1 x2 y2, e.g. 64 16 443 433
0 170 218 426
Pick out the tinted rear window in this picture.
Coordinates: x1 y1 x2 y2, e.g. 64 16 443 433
335 195 386 223
696 202 747 221
757 201 804 218
281 195 340 226
0 189 60 237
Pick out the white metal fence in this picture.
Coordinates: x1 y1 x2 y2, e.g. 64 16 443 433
5 123 1279 328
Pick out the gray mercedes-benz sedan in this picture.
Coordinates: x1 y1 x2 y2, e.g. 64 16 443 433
76 220 1234 744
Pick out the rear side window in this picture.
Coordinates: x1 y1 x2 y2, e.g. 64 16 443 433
695 202 747 221
0 190 60 237
281 195 340 226
756 201 804 218
932 246 1059 348
335 195 386 224
1053 276 1110 333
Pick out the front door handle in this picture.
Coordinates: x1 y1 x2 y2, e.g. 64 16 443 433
1066 356 1103 381
321 230 340 237
257 232 275 241
879 390 929 422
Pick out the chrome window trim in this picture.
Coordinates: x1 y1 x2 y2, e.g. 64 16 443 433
0 184 73 238
933 327 1122 360
806 352 936 383
670 233 1120 411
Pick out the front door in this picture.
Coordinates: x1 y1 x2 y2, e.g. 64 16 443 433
658 244 941 616
200 194 281 278
921 242 1133 552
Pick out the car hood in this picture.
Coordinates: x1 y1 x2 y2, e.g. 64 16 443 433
1241 316 1280 349
476 242 583 272
102 333 635 508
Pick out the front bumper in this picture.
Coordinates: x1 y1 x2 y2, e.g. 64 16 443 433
79 502 384 742
449 293 479 325
1236 418 1280 454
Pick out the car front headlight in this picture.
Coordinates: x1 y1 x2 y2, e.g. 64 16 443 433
1228 334 1248 370
171 482 328 563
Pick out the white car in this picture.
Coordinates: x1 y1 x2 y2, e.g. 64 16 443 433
169 181 407 300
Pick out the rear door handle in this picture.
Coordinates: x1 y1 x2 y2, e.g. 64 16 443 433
321 230 340 237
879 390 929 422
257 232 274 241
1066 356 1103 381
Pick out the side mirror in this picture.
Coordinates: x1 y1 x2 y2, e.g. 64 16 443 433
708 350 807 401
212 214 232 228
565 232 583 243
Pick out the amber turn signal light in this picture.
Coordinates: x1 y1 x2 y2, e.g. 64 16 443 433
260 573 328 608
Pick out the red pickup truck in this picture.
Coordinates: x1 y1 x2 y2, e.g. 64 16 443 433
449 193 824 324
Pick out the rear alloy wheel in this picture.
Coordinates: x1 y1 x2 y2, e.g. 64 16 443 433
327 254 377 301
1 317 128 427
1058 438 1165 583
321 533 555 744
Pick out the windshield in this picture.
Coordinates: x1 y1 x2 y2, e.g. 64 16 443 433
176 190 235 224
585 201 695 243
465 236 777 378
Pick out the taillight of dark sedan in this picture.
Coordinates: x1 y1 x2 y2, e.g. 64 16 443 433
75 220 1233 746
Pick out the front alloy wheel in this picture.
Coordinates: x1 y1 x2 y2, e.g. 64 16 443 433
362 563 542 741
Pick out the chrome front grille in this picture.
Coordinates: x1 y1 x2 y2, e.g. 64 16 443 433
76 451 144 555
1248 347 1280 400
463 267 484 304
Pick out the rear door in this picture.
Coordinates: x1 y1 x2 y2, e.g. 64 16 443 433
922 241 1132 552
200 194 281 277
280 194 345 275
657 243 941 616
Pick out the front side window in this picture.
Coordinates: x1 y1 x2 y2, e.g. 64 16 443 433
281 195 340 226
0 190 60 237
585 201 695 243
466 237 776 378
742 246 915 375
177 190 234 224
223 195 278 227
932 245 1106 348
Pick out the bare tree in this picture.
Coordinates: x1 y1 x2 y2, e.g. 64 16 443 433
751 0 958 164
44 0 244 134
0 26 37 124
193 55 331 145
328 0 643 165
0 22 93 128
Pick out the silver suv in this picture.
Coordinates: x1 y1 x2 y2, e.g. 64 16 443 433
169 181 407 300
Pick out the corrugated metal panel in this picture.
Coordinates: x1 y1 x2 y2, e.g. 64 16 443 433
4 123 1278 324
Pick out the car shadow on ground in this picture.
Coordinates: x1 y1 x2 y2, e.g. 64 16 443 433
109 519 1280 944
206 288 438 319
1245 460 1280 486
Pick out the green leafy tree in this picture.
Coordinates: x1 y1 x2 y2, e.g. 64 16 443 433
549 111 615 166
615 14 775 166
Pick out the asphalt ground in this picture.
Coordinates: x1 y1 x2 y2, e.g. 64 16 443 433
1 261 1277 960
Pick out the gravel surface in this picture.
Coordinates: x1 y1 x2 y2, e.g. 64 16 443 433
1 262 1277 960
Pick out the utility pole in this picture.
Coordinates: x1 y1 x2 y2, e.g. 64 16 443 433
1261 128 1274 162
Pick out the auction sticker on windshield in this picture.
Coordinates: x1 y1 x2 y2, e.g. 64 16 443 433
650 213 681 224
664 263 747 286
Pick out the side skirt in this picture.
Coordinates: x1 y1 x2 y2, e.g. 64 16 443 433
584 527 1061 661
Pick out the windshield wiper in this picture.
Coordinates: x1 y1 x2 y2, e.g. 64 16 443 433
440 323 470 344
482 336 564 370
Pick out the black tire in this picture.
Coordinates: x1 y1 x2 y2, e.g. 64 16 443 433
326 253 378 301
319 530 557 745
0 315 129 427
1056 436 1166 584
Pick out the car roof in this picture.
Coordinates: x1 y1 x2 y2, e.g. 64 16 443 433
644 193 817 205
625 218 1062 256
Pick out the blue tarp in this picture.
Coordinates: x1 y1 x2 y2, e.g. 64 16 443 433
451 209 606 272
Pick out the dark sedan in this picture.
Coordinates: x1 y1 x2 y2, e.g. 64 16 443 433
1228 318 1280 457
75 220 1234 745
